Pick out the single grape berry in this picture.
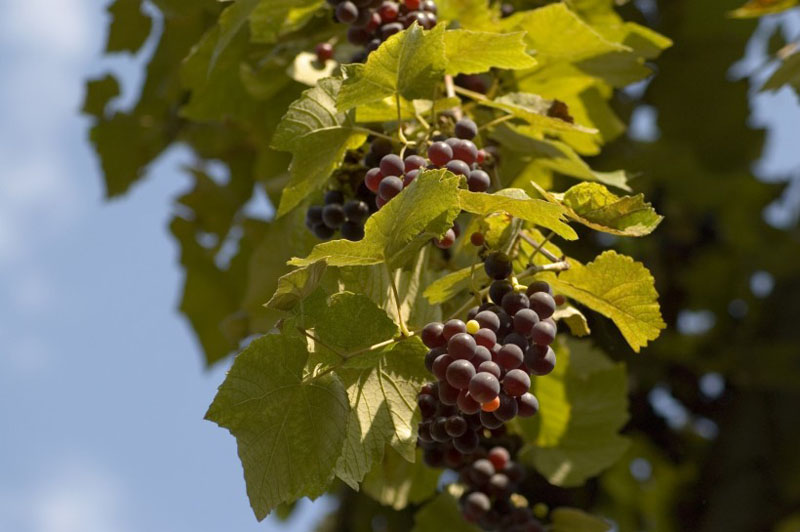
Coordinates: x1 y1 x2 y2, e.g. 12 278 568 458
424 347 444 373
430 417 450 442
404 0 421 10
501 291 530 315
403 169 419 187
379 154 404 176
378 1 399 21
463 491 491 519
527 345 556 376
469 372 500 403
513 308 540 336
421 322 446 348
438 380 460 405
340 221 365 241
467 169 491 192
364 167 383 192
421 0 437 13
443 319 467 340
475 310 501 332
343 200 369 224
306 205 323 226
381 22 404 38
324 189 344 205
455 118 478 140
347 26 370 45
435 228 456 249
485 251 513 280
529 291 556 320
457 389 482 415
428 141 453 166
474 328 497 349
453 429 480 454
404 154 427 172
452 139 478 165
335 1 359 23
322 203 346 228
371 138 393 157
487 446 510 471
517 392 540 417
470 232 485 246
445 159 471 176
418 393 437 419
469 458 495 486
378 175 404 201
465 319 480 335
494 394 519 422
503 332 529 351
446 359 476 389
489 279 514 304
432 353 454 381
448 332 477 360
487 473 511 498
481 395 500 412
503 369 531 397
472 345 492 367
497 343 524 370
478 360 502 379
526 280 553 296
315 42 334 62
311 223 335 239
445 415 468 438
479 410 504 429
417 421 433 443
531 320 556 346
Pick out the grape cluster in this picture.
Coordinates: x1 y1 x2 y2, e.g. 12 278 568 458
327 0 438 60
364 118 491 210
305 189 373 241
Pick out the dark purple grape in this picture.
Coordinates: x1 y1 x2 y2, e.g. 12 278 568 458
404 154 427 172
306 205 323 226
445 137 460 148
343 200 369 223
449 333 477 360
371 138 393 157
504 461 526 484
446 359 476 389
472 345 492 367
421 0 437 13
479 410 504 429
443 319 466 340
417 421 433 443
424 347 444 372
378 1 399 21
379 154 404 176
497 343 524 370
470 231 486 246
315 42 334 62
489 280 514 305
380 21 404 38
445 415 468 438
457 389 482 415
311 223 335 239
526 280 553 296
423 446 445 467
340 221 365 241
366 38 381 53
335 1 359 23
453 428 480 454
527 345 556 376
324 189 344 205
529 291 556 320
485 251 513 280
477 360 501 379
403 169 419 186
474 328 496 350
438 380 460 405
378 175 403 200
455 118 478 140
418 393 437 418
463 491 491 519
494 393 518 421
467 169 491 192
513 308 540 336
487 473 511 498
347 26 370 45
404 10 426 27
475 310 501 332
430 417 450 442
445 159 471 176
469 372 500 402
428 141 453 166
432 353 454 381
487 446 510 470
531 320 556 346
503 332 529 351
452 139 478 165
469 458 495 486
419 382 436 396
422 322 446 348
503 369 531 397
322 203 346 228
501 291 530 315
517 392 540 417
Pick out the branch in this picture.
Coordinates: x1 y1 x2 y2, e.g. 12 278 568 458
519 231 561 263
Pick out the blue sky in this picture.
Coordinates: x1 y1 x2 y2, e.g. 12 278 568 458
0 2 797 532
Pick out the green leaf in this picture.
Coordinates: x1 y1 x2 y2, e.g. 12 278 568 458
105 0 152 54
435 0 500 30
266 261 328 311
412 490 482 532
729 0 798 18
362 447 441 510
271 77 368 216
762 51 800 94
550 251 665 352
444 30 537 75
458 188 578 241
483 92 597 134
553 305 591 337
517 339 630 486
205 333 349 520
303 292 399 352
551 508 613 532
82 74 120 117
334 337 431 488
494 124 631 191
288 52 339 87
355 96 461 123
423 265 487 305
338 23 447 111
558 182 663 236
290 170 461 269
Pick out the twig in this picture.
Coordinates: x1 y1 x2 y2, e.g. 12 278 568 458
444 74 463 120
387 264 410 336
519 231 561 263
296 327 346 360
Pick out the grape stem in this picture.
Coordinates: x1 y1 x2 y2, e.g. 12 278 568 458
296 327 347 360
388 264 410 337
301 336 404 384
354 127 395 142
444 75 463 120
519 231 562 264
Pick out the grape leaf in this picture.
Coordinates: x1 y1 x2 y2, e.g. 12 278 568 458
494 124 631 191
553 305 591 337
444 30 537 75
290 170 461 269
412 489 482 532
436 0 501 30
271 78 369 216
362 447 441 510
729 0 798 18
551 508 613 532
557 182 663 236
482 92 597 134
82 74 120 117
302 292 399 352
423 265 487 305
355 96 461 123
550 251 665 352
334 337 430 488
338 23 447 111
105 0 152 54
516 339 630 487
458 188 578 240
205 333 349 520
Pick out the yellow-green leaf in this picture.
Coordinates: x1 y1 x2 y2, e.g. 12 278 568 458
559 182 663 236
444 30 537 75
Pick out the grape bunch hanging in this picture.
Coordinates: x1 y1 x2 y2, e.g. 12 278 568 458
417 250 559 531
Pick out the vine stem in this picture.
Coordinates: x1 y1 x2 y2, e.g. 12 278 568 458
296 327 346 360
396 93 410 147
444 74 463 120
301 336 404 384
388 264 410 337
519 231 561 263
354 127 395 142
